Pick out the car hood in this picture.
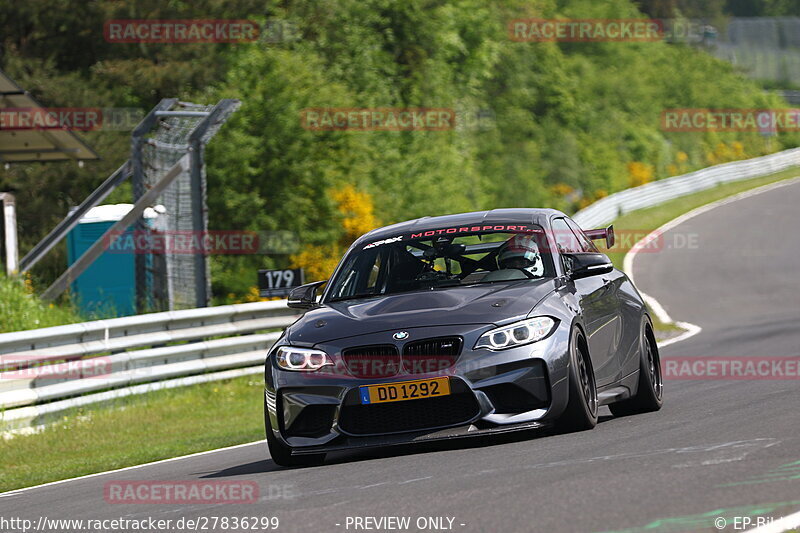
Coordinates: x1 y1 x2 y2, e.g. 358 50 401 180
287 279 557 345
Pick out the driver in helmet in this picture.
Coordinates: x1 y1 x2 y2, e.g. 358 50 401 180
482 234 543 281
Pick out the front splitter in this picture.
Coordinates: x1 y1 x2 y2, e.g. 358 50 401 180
291 419 551 455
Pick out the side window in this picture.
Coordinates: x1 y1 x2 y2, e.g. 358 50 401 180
331 247 385 298
551 218 582 254
365 253 383 289
566 218 599 253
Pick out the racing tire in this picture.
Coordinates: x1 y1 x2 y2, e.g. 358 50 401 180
556 327 598 432
609 319 663 417
264 399 326 467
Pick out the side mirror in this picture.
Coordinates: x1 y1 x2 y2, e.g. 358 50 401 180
584 225 615 249
563 253 614 280
287 280 327 309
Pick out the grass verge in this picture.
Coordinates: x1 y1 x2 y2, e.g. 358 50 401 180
1 167 797 492
0 376 265 492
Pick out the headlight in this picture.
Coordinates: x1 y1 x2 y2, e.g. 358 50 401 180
474 317 556 350
274 346 333 371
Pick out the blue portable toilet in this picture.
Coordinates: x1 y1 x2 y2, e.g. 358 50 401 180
66 204 161 317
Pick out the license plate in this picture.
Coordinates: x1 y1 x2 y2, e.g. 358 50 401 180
359 377 450 405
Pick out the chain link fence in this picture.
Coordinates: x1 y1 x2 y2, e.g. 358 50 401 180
709 17 800 85
141 103 215 310
132 99 239 312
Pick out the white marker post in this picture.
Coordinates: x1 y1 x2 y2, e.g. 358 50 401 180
0 192 18 275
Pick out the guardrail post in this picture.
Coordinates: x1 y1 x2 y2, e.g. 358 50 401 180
0 192 19 275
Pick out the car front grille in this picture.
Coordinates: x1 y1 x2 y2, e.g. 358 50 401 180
340 337 463 378
341 344 401 378
402 337 462 374
337 379 480 435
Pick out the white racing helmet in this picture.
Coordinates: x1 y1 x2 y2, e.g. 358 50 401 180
497 234 541 273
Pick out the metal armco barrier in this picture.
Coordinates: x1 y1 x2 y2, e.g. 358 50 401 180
0 300 299 430
572 148 800 228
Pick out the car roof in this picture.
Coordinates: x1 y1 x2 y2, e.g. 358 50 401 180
355 208 568 245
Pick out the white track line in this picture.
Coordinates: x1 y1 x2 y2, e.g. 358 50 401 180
623 176 800 349
0 440 264 498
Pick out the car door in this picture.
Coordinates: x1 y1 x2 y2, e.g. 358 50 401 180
552 217 621 387
566 217 627 366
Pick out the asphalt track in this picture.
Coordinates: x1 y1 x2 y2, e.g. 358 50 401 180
3 180 800 533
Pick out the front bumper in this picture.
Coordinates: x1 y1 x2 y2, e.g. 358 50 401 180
265 323 571 453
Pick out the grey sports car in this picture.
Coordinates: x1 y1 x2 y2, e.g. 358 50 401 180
264 208 663 466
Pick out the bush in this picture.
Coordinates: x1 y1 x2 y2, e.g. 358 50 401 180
0 274 82 333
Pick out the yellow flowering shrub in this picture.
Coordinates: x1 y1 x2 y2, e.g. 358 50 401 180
290 184 380 281
243 286 265 303
331 184 379 239
705 142 747 167
713 142 732 162
550 183 574 197
731 141 746 159
23 272 34 294
668 150 690 176
627 161 654 187
290 244 342 281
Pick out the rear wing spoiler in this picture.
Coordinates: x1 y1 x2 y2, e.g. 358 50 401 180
583 225 615 249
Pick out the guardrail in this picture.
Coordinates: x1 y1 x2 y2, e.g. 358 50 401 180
572 148 800 228
0 300 299 430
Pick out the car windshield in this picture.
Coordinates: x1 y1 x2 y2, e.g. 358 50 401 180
326 226 555 302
